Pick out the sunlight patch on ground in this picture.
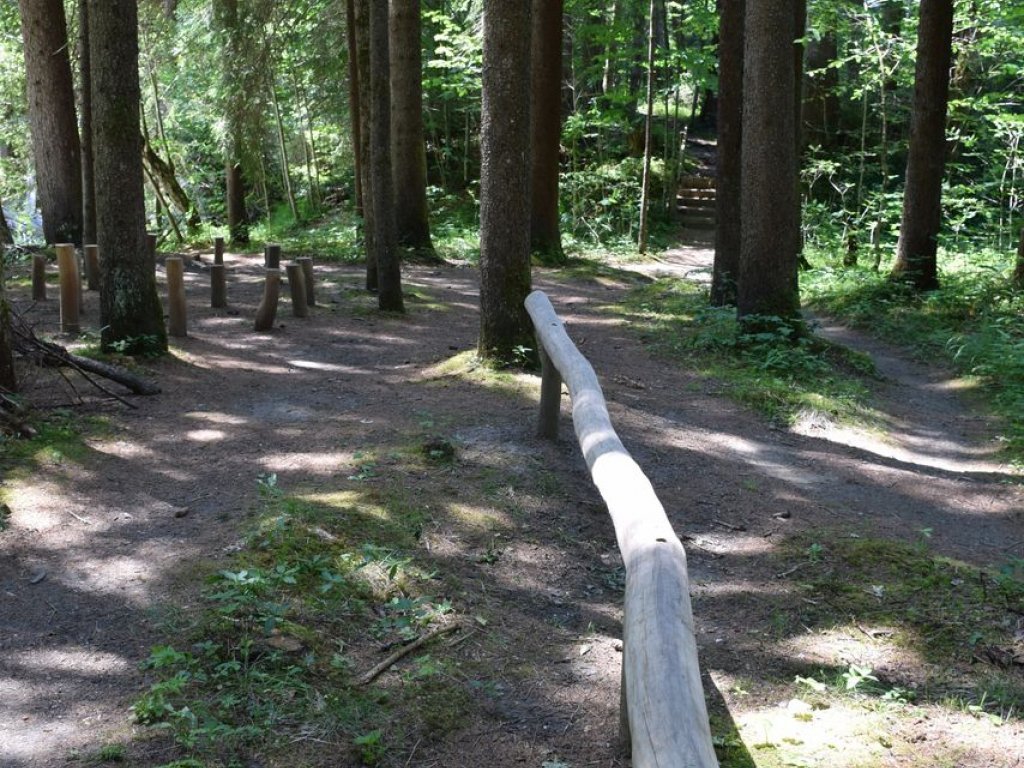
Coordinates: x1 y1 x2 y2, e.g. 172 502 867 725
86 439 156 460
447 502 512 532
733 698 894 767
286 358 365 373
791 415 1009 475
774 625 917 672
185 429 226 442
184 410 248 425
5 647 131 676
261 451 351 474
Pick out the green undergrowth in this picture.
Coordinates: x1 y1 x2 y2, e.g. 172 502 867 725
772 532 1024 718
134 471 474 768
621 279 880 428
0 410 102 496
802 255 1024 463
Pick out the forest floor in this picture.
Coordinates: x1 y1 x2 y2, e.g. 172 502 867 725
1 238 1022 768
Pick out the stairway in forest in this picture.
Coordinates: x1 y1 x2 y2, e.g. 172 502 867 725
676 175 717 234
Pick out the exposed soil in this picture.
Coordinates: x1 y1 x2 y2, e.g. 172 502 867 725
1 243 1022 767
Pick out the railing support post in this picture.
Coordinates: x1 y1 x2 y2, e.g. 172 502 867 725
537 342 562 440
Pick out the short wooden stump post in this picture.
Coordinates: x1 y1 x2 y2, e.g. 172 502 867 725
537 344 562 439
56 243 80 333
297 256 316 306
213 236 225 266
286 263 308 318
84 245 100 291
210 264 227 308
264 243 281 269
165 256 187 337
31 253 47 301
254 269 281 332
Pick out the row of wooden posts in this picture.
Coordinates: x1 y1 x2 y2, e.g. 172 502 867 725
31 236 317 337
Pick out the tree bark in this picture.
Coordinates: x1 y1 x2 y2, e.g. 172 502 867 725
529 0 565 263
353 0 377 290
1013 226 1024 290
712 0 744 307
890 0 954 291
79 0 97 245
18 0 83 246
214 0 249 245
738 0 801 325
638 0 656 255
369 0 403 311
345 0 364 217
478 0 534 364
88 0 168 354
390 0 435 255
0 195 13 246
0 253 16 391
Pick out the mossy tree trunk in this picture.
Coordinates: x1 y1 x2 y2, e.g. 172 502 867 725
529 0 565 264
18 0 83 246
369 0 403 311
737 0 802 326
88 0 167 354
478 0 534 364
890 0 954 291
390 0 435 256
712 0 744 307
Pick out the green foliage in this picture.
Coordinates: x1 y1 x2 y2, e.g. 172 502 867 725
803 251 1024 462
134 474 469 766
774 532 1024 718
622 279 879 427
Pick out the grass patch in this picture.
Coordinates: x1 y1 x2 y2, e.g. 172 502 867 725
620 279 880 428
133 472 472 768
773 532 1024 718
0 410 103 493
802 254 1024 462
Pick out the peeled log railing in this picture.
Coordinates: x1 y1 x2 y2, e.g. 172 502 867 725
525 290 719 768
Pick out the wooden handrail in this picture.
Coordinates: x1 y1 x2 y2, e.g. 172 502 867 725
525 290 719 768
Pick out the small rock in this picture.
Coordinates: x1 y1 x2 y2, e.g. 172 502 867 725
30 569 47 585
174 507 190 518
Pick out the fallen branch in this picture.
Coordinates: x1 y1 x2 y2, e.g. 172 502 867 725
356 622 462 686
11 311 160 397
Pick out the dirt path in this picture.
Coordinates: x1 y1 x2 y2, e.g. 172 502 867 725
1 244 1021 767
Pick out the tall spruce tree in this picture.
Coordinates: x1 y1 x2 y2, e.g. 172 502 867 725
478 0 534 364
88 0 167 354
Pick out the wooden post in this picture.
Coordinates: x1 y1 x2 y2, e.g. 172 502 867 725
213 236 225 266
525 290 718 768
537 343 562 439
165 256 187 337
210 264 227 308
286 263 308 318
56 244 80 334
254 269 281 332
264 243 281 269
31 254 47 301
84 245 100 291
297 256 316 306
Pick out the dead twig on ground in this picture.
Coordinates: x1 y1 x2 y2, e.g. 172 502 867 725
357 622 462 686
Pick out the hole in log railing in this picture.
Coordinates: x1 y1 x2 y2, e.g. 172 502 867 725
525 289 719 768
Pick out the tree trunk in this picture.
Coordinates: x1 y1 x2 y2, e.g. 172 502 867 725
88 0 167 355
0 195 13 246
0 252 16 391
346 0 364 217
18 0 83 245
738 0 801 325
369 0 403 311
478 0 534 365
354 0 377 290
79 0 97 245
529 0 565 264
390 0 435 255
638 0 656 254
214 0 249 245
712 0 744 307
269 73 299 222
1013 226 1024 290
890 0 954 291
804 31 839 148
